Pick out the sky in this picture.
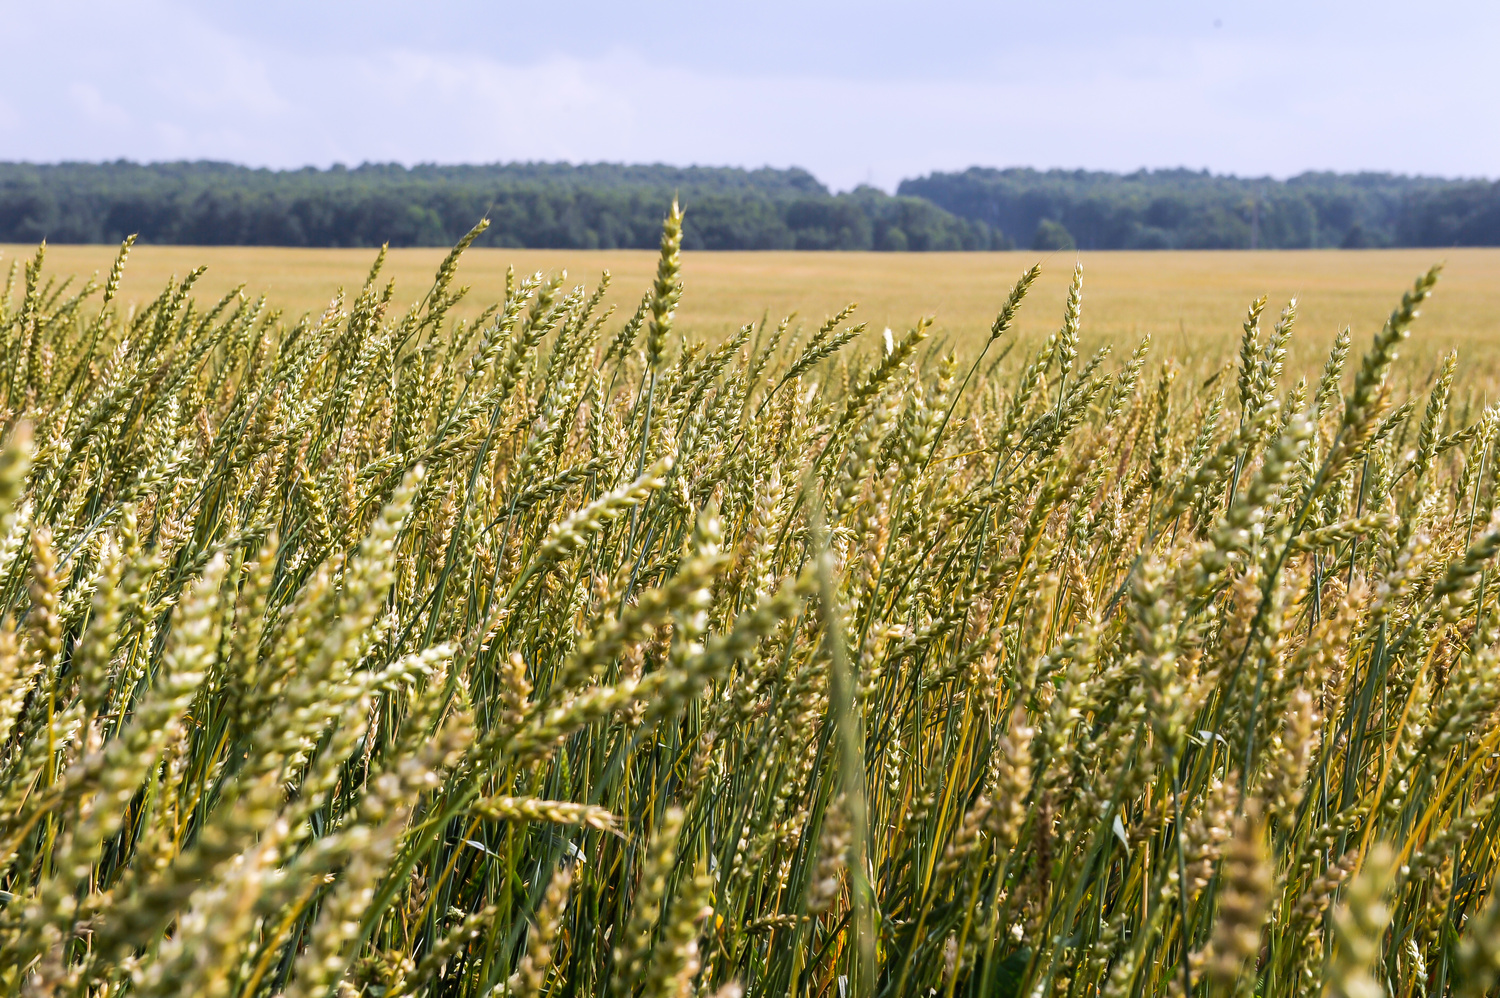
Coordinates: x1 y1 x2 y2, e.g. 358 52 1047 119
2 0 1496 192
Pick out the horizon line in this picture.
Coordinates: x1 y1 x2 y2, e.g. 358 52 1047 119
2 158 1493 191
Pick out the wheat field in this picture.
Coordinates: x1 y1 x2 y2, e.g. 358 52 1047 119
2 217 1500 998
10 244 1500 377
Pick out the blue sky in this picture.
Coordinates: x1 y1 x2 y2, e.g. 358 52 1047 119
3 0 1496 190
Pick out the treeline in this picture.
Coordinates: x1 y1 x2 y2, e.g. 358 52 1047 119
898 167 1500 249
0 161 1000 251
2 160 1496 250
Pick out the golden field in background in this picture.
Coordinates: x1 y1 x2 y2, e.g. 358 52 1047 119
9 244 1499 379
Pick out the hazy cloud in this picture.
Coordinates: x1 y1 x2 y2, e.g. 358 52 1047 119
2 0 1495 190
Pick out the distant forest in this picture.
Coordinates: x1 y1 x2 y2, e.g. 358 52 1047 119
899 168 1500 250
0 162 997 252
1 161 1497 250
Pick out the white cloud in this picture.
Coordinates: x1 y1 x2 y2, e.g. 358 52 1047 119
67 84 133 129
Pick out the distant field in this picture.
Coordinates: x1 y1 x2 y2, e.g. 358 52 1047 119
8 244 1499 380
